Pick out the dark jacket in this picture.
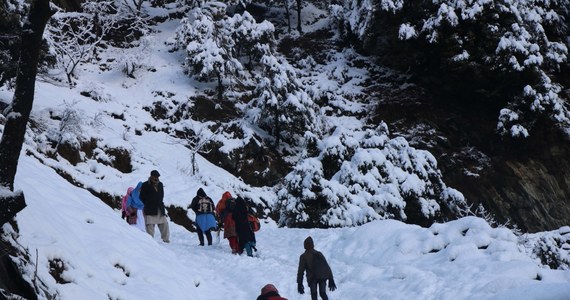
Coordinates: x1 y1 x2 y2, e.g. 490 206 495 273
256 291 287 300
297 237 333 285
139 178 165 216
232 197 255 250
190 188 214 215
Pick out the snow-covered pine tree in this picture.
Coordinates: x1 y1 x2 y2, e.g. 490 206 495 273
246 51 320 148
175 4 243 101
333 0 570 137
278 122 468 228
224 11 275 71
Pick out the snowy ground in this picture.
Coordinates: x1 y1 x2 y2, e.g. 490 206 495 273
1 4 570 300
11 153 570 300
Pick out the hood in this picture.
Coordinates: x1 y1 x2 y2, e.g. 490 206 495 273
304 236 314 250
221 191 233 201
197 188 206 197
261 284 278 295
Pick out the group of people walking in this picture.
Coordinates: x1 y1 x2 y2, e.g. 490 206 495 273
121 170 337 300
121 169 169 243
188 188 257 256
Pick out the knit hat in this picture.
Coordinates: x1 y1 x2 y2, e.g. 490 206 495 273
304 236 314 250
197 188 206 197
261 284 278 295
150 170 160 177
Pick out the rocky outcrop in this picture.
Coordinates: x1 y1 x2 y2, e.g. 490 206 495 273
442 122 570 233
376 90 570 233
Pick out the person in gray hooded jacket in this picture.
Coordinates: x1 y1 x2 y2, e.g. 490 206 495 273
297 236 337 300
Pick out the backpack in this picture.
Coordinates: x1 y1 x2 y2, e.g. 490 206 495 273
310 251 332 281
248 213 260 232
197 196 214 213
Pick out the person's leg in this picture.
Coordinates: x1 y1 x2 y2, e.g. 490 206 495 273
318 280 328 300
145 224 155 237
158 221 170 242
196 227 205 245
205 229 212 245
228 237 238 253
309 280 318 300
245 241 253 256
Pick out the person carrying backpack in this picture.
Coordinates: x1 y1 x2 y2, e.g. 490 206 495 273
256 283 288 300
232 196 256 256
190 188 217 246
297 236 337 300
215 191 238 253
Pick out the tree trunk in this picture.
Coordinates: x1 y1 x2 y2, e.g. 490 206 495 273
283 0 291 33
217 72 223 102
0 191 26 225
296 0 302 34
0 0 54 192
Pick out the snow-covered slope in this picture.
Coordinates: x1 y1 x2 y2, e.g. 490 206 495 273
9 153 570 299
1 4 570 300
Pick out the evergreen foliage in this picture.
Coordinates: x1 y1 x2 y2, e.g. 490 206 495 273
520 226 570 270
247 52 320 147
333 0 570 137
278 122 468 228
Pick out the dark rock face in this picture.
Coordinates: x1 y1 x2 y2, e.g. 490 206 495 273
0 227 41 300
377 91 570 233
443 122 570 233
201 138 288 187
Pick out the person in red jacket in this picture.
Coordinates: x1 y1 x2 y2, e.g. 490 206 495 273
256 284 288 300
215 191 238 253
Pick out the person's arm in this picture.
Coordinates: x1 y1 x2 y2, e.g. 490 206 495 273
209 197 216 215
324 254 336 291
139 183 148 204
297 255 306 294
189 197 198 213
159 182 165 202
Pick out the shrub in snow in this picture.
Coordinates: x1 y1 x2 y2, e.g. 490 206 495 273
112 36 154 78
45 8 111 85
48 103 84 151
278 122 468 228
520 226 570 270
333 0 570 137
81 0 152 48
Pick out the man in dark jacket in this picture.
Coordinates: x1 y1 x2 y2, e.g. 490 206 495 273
297 236 337 300
140 170 170 243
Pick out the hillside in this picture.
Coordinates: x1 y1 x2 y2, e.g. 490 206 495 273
4 136 570 299
0 0 570 298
